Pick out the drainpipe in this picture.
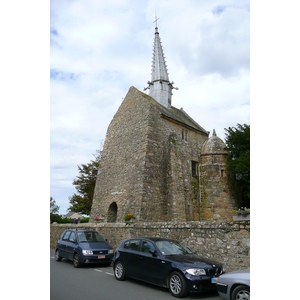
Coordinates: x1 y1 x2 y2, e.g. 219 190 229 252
198 163 201 221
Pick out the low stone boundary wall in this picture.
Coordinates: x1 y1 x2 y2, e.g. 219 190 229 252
50 220 250 272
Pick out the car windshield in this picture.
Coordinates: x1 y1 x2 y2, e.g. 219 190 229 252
155 240 193 255
78 231 105 243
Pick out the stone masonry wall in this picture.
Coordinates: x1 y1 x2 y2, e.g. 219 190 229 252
200 155 236 222
90 87 208 223
90 87 151 222
50 220 250 272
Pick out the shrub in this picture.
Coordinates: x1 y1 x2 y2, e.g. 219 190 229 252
79 217 89 223
50 214 90 224
124 213 135 221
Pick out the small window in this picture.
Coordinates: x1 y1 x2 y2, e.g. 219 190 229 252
193 186 198 199
182 129 188 141
192 161 198 176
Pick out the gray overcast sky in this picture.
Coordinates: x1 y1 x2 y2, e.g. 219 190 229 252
50 0 250 215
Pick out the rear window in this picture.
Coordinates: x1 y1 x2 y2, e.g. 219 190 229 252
59 231 65 240
124 240 140 251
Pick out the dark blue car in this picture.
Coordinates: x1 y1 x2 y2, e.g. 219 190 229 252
55 229 114 268
113 237 223 298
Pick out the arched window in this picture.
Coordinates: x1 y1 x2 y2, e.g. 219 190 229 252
107 202 118 222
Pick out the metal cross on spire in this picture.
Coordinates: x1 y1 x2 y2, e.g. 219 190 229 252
153 12 159 28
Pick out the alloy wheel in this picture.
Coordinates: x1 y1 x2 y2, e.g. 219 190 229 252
170 274 182 295
115 262 124 280
73 253 80 268
55 249 61 261
236 290 250 300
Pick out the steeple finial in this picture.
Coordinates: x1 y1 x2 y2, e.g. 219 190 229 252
144 16 178 108
153 11 159 28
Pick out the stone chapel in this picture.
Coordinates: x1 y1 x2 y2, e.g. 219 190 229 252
90 24 236 223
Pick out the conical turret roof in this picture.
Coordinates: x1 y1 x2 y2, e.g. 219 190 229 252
202 129 228 155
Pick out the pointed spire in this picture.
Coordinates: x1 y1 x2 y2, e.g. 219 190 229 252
144 16 178 108
151 26 169 83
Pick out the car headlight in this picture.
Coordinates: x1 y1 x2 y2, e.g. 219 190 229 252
108 249 114 254
186 268 206 276
82 250 93 255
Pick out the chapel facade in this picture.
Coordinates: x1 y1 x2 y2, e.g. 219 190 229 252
90 24 236 223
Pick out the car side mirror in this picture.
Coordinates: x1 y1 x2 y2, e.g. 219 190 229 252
149 249 157 257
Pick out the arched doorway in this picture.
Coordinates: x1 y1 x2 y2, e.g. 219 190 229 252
107 202 117 222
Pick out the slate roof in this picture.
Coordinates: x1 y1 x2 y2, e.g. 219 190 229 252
63 211 83 218
139 88 209 135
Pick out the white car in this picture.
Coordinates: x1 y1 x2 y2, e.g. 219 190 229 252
215 269 250 300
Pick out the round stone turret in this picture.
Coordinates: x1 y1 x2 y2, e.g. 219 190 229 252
201 129 228 156
200 129 235 222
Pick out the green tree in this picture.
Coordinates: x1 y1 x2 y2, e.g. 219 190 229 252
224 124 250 208
68 143 102 215
50 196 60 214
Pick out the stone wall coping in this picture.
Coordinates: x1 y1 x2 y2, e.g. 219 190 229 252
51 220 250 230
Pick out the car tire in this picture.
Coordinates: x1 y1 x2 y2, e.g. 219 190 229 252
114 261 126 281
55 249 62 261
73 253 81 268
169 271 187 298
232 285 250 300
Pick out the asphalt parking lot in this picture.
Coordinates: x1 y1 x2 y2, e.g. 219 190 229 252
50 249 222 300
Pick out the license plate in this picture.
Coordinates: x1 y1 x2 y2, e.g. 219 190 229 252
211 277 217 283
98 255 105 259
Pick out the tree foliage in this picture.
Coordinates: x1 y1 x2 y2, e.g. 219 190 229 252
224 124 250 208
50 196 60 214
68 143 102 215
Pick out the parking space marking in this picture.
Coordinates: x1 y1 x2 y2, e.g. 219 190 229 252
51 256 55 259
94 269 113 276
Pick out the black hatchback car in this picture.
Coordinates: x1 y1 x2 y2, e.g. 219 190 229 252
55 229 114 268
112 237 223 298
